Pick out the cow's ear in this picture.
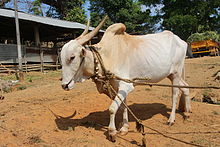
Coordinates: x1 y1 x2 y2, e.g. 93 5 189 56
80 48 86 57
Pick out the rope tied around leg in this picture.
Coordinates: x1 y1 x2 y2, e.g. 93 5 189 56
95 75 147 146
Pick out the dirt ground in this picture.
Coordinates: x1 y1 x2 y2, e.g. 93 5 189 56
0 56 220 147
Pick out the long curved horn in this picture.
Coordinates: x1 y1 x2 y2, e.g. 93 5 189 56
77 19 90 39
77 15 108 45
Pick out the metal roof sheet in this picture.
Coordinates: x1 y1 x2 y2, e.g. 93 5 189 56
0 8 100 31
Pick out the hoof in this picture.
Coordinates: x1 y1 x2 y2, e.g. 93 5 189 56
0 96 4 100
119 125 129 136
188 111 192 114
183 112 191 120
184 114 192 123
109 134 117 142
167 121 175 126
108 129 117 142
184 115 190 120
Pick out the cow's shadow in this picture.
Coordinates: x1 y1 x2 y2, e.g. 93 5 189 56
52 103 171 131
51 103 204 147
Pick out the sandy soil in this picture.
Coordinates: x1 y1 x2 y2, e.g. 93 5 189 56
0 56 220 147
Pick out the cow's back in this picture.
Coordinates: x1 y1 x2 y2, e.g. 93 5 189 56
126 31 187 82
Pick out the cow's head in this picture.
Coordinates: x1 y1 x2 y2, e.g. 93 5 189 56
61 16 107 90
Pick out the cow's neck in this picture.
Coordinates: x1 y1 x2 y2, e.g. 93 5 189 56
82 49 103 78
82 46 119 97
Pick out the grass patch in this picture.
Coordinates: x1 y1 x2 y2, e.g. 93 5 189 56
27 77 33 82
212 110 219 115
162 95 170 99
216 102 220 105
28 136 44 144
25 74 43 82
202 89 212 97
46 71 60 77
0 74 17 81
2 86 12 93
17 85 27 90
190 138 211 146
191 97 201 102
0 71 61 93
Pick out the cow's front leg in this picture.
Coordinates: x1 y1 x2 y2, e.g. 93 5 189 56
108 82 134 142
119 99 129 135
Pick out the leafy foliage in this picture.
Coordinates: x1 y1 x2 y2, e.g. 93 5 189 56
63 7 86 23
141 0 220 40
89 0 158 34
2 0 219 40
163 15 198 40
0 0 10 8
40 0 87 23
30 0 43 16
187 31 220 42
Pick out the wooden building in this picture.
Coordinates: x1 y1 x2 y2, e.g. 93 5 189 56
0 8 103 68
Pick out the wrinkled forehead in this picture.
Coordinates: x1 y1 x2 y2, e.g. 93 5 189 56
61 40 81 55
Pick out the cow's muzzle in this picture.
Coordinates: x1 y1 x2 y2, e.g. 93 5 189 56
61 79 75 91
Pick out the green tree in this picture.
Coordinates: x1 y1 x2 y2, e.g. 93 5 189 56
39 0 87 23
30 0 43 16
187 31 220 42
89 0 158 34
1 0 86 23
0 0 10 8
141 0 220 40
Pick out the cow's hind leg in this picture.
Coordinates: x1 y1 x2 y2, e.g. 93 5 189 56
178 79 192 118
108 81 134 142
168 75 180 125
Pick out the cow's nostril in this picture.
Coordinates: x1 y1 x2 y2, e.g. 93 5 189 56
62 84 69 90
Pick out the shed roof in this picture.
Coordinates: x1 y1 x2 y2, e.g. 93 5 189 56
0 8 96 30
0 8 103 42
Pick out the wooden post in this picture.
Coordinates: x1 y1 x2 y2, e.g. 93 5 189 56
40 47 44 72
14 0 24 81
56 48 59 70
24 53 28 73
34 24 44 72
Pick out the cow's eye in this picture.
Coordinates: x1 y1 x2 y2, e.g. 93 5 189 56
70 56 75 61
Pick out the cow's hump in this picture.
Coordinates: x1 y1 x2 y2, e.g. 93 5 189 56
105 23 126 35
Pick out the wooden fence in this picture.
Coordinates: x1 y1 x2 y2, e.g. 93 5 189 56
0 64 61 73
0 44 61 73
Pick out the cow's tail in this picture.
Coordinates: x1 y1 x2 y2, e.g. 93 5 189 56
182 65 185 80
186 43 193 58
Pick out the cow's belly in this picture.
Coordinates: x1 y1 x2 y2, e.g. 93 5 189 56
109 39 184 83
130 64 171 83
127 46 177 83
126 56 173 83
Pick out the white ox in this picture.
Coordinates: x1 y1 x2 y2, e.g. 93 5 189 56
61 18 191 141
